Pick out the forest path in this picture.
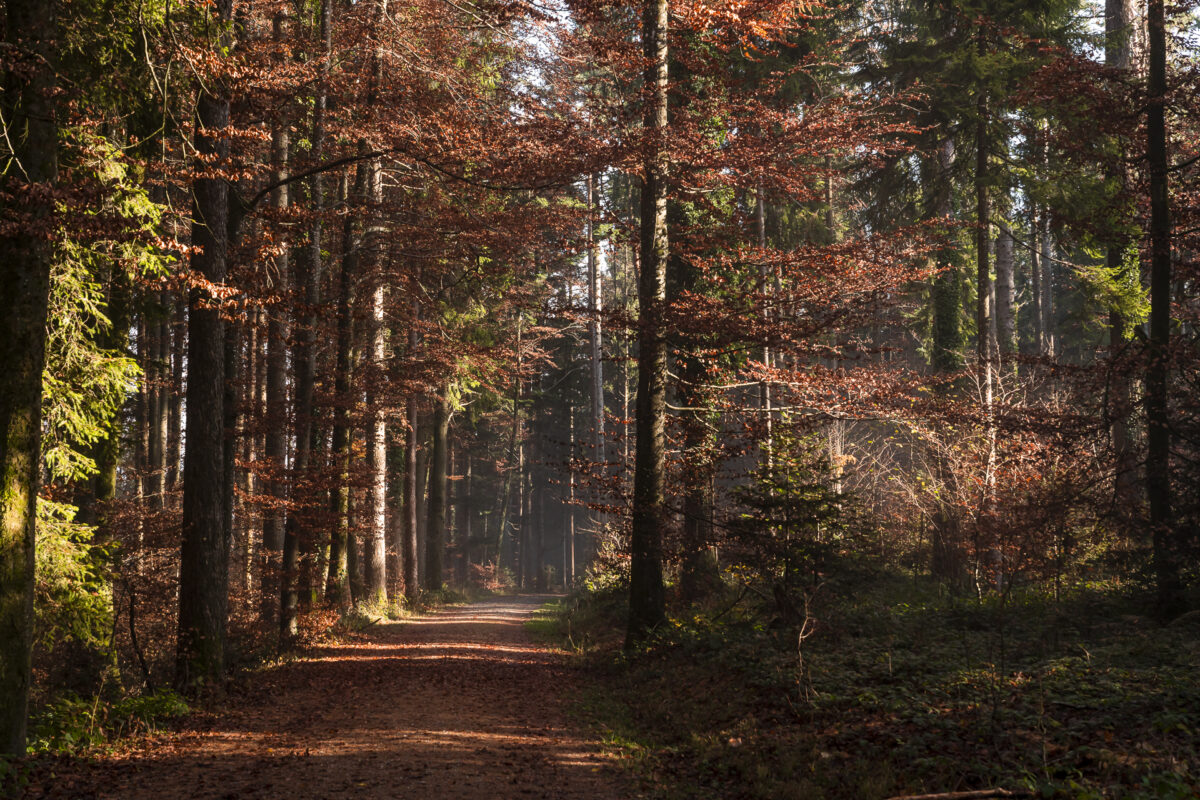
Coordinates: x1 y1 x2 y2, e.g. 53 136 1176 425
42 595 631 799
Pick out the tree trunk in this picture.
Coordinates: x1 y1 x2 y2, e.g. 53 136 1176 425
261 45 290 624
976 85 998 587
515 404 526 588
669 198 719 604
995 223 1015 357
240 310 261 591
930 139 961 372
756 184 773 469
360 0 390 608
587 173 605 470
926 138 964 585
565 411 575 585
364 279 388 605
328 165 364 609
168 297 185 493
1106 0 1137 512
627 0 669 645
149 296 169 510
424 391 450 591
1145 0 1179 614
177 0 233 691
281 0 331 643
402 297 421 602
976 99 993 367
0 0 58 753
1030 206 1045 355
463 455 474 580
223 317 239 592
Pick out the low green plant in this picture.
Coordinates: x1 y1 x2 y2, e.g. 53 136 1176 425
28 689 189 755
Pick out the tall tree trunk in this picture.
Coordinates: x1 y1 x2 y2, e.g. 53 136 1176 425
1030 205 1045 355
149 296 169 510
240 311 260 590
565 411 575 585
587 173 605 470
360 0 390 608
168 297 185 492
223 321 239 591
669 198 718 604
463 455 474 580
364 279 388 604
1106 0 1138 512
1039 207 1055 358
177 0 233 691
424 392 449 591
261 38 290 623
515 399 526 588
0 0 58 753
403 394 420 603
926 138 964 585
534 462 546 592
327 168 359 608
402 296 421 602
282 0 330 642
756 184 773 469
976 98 993 368
627 0 669 645
1145 0 1179 614
995 220 1015 357
930 139 961 372
976 85 998 590
520 430 531 589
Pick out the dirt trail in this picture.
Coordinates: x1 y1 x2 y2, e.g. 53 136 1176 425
36 595 631 799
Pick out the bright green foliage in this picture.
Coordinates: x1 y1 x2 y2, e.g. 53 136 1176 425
729 426 856 589
33 499 113 653
28 688 189 754
35 130 165 665
43 130 164 484
42 248 140 484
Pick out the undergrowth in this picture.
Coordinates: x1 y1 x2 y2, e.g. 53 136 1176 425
552 574 1200 800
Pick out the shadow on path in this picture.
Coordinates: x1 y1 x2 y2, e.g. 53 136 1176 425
33 595 630 800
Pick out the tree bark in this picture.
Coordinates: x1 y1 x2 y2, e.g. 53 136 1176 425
425 391 450 591
995 223 1015 357
364 278 388 605
0 0 58 754
177 0 234 691
627 0 669 645
1145 0 1179 614
587 173 605 471
1039 207 1055 358
403 397 420 603
669 198 719 604
281 0 331 643
168 297 185 493
930 139 961 372
360 0 390 607
261 43 290 624
1106 0 1137 512
327 167 361 609
565 411 575 585
1030 206 1045 356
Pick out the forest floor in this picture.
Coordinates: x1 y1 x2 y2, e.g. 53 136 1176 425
555 578 1200 800
21 595 632 800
